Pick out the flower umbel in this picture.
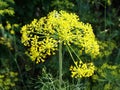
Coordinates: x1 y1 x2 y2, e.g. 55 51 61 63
21 10 99 63
70 61 95 78
26 37 58 63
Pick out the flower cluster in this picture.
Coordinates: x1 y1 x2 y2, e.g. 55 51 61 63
26 37 58 63
0 71 18 90
96 63 118 79
70 61 95 78
92 63 120 89
21 10 99 63
0 22 19 50
72 22 100 57
98 41 116 58
0 37 13 50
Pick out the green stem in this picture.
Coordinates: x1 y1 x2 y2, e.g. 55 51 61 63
13 35 27 90
66 45 76 64
68 44 81 61
59 41 62 90
104 1 106 30
0 16 5 38
66 44 80 68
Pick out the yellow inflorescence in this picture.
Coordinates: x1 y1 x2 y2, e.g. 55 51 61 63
21 10 99 63
0 71 18 90
73 22 99 57
70 61 95 78
25 37 58 63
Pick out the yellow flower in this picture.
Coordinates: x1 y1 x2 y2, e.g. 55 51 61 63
26 37 58 63
5 21 11 30
21 10 99 63
10 30 15 34
70 61 95 78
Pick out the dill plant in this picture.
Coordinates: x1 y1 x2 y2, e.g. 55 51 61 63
0 71 18 90
21 10 99 89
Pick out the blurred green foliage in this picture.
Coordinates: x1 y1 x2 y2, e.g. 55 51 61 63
0 70 18 90
0 0 120 89
0 0 14 16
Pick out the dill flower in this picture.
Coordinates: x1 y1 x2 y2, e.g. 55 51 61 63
26 37 58 63
70 61 95 78
10 30 15 34
21 10 99 63
0 71 18 90
5 21 16 35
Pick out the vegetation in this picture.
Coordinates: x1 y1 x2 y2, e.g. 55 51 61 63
0 0 120 90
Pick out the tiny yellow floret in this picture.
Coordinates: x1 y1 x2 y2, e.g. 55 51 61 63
70 61 95 78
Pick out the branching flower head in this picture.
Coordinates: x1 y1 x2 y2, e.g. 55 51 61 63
70 61 95 78
21 10 99 63
25 36 58 63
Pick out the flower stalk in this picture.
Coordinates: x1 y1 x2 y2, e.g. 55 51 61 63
59 41 62 90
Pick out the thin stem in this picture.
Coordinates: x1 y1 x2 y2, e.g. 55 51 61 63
66 45 76 63
0 16 4 37
13 35 27 89
68 45 82 61
66 44 78 68
59 41 62 90
77 78 81 87
104 1 106 30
